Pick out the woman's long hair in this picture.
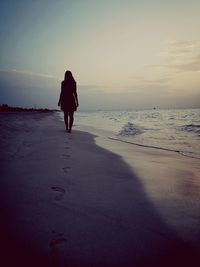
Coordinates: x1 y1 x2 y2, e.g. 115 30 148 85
64 70 76 84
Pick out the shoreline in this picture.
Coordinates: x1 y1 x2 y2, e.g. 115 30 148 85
1 112 200 266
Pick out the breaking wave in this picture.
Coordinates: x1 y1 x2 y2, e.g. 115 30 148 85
117 122 143 136
180 124 200 135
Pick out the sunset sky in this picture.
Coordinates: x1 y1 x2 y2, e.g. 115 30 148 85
0 0 200 110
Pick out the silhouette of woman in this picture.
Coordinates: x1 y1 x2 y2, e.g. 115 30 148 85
58 70 79 132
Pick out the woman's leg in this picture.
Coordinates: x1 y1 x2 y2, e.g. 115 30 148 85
64 111 69 131
69 111 74 132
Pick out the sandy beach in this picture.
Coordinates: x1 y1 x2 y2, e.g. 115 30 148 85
1 111 200 267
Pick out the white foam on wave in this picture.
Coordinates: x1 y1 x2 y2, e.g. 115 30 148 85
117 122 143 136
57 109 200 156
180 124 200 135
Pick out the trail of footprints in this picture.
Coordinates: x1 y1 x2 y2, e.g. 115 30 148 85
62 140 71 174
48 139 71 262
51 141 71 201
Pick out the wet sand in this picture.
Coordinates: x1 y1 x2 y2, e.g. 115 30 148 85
0 112 200 267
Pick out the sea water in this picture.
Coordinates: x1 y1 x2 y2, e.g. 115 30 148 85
59 109 200 159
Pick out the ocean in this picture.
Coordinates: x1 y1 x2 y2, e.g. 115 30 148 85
59 109 200 159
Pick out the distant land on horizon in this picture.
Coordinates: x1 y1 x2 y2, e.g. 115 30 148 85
0 104 56 113
0 104 199 113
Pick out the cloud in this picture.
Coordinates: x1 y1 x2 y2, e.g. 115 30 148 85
167 40 200 55
0 69 60 108
79 84 108 93
0 69 59 82
168 54 200 72
163 40 200 72
138 40 200 96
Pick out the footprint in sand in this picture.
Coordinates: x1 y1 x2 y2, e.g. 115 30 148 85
49 232 68 264
62 166 71 173
62 154 70 159
51 186 65 201
49 237 68 250
49 233 67 248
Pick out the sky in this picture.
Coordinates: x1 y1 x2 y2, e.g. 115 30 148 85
0 0 200 110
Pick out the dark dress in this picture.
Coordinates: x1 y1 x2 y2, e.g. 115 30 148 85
60 80 77 112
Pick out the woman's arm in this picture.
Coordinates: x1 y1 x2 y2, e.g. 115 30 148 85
73 82 79 107
58 82 63 106
58 94 61 106
74 92 79 107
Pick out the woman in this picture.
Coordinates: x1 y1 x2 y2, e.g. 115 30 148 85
58 70 79 132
